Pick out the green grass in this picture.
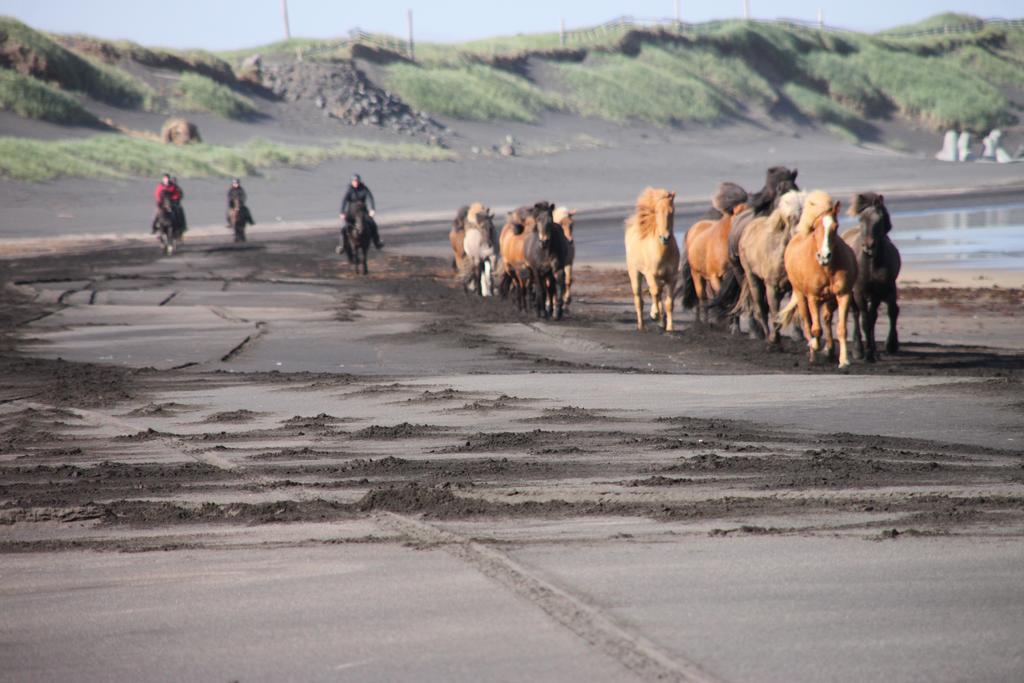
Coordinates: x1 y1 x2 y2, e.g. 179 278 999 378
782 83 863 141
0 17 147 107
0 69 99 124
555 51 733 125
851 47 1012 130
953 45 1024 90
385 62 560 121
175 73 258 119
0 134 455 182
881 13 983 35
639 44 777 110
799 51 888 115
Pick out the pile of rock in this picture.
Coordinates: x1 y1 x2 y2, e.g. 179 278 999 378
259 59 444 139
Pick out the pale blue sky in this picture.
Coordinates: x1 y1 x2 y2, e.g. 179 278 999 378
1 0 1020 50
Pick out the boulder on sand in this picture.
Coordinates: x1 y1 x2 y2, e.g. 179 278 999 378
160 117 202 145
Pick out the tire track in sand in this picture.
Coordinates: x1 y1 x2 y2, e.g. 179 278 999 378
375 511 724 683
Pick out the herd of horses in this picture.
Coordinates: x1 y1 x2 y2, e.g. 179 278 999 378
448 166 901 369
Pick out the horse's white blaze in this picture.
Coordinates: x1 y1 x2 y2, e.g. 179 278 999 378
481 259 493 297
818 215 834 262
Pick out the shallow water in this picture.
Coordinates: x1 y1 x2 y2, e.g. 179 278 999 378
575 202 1024 272
889 202 1024 269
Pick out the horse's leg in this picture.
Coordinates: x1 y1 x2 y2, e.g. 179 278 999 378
554 269 565 321
822 301 837 362
629 268 644 330
765 282 783 344
662 279 675 332
562 264 573 307
748 275 769 341
692 275 705 324
806 295 822 363
849 291 865 361
837 293 853 368
362 244 369 275
885 288 900 355
533 269 546 318
645 273 665 331
865 295 881 362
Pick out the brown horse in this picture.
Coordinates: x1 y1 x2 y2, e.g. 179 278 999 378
780 191 858 367
499 204 541 312
682 200 748 324
733 190 806 343
625 187 678 331
553 206 576 308
842 192 901 362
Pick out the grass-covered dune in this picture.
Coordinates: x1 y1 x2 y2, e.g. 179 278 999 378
0 135 455 182
378 17 1022 135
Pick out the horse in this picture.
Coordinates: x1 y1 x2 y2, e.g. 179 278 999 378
625 187 678 331
711 167 800 332
498 204 539 312
153 195 178 256
780 190 858 368
841 192 901 362
449 205 469 272
733 190 806 343
553 207 577 308
227 197 253 243
681 191 750 325
524 202 570 320
343 199 373 275
457 203 498 296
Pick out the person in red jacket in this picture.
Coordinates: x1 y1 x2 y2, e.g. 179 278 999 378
152 173 186 237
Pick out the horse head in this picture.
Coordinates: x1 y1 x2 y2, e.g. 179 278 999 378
553 207 576 242
813 200 842 267
533 201 555 243
849 192 890 267
655 192 675 245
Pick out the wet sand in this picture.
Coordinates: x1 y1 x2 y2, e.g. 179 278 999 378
1 223 1022 681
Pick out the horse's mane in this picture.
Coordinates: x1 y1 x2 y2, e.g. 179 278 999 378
626 187 673 238
772 190 807 232
453 205 469 231
749 166 799 216
712 182 749 214
848 192 891 233
795 190 833 235
466 201 487 229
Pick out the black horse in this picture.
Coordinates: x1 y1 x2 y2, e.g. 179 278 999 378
844 192 901 362
228 197 254 243
338 199 374 275
153 195 179 255
523 201 569 320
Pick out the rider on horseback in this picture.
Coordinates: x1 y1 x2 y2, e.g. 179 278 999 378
227 178 255 226
152 173 186 237
339 174 383 258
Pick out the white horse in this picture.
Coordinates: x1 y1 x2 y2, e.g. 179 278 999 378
459 203 498 296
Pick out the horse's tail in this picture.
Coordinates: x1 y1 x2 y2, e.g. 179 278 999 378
706 267 741 320
679 257 698 309
778 296 799 328
730 275 752 318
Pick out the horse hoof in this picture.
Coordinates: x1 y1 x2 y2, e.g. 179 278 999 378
886 342 899 354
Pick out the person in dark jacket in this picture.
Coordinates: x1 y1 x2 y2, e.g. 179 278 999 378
339 174 383 251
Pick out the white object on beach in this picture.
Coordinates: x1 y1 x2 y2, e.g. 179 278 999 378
935 130 958 161
981 129 1001 159
957 132 973 162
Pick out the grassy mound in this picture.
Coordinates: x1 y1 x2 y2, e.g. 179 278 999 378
386 62 559 122
0 17 148 108
0 69 99 124
0 134 455 182
175 73 258 120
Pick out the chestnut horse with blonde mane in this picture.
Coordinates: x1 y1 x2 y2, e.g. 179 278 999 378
625 187 678 331
780 190 858 367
